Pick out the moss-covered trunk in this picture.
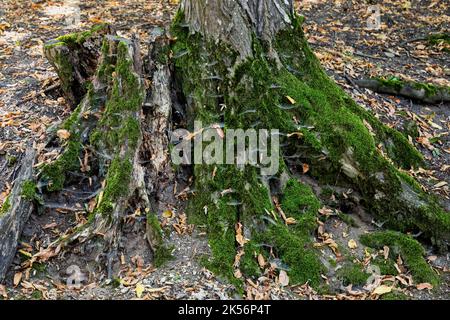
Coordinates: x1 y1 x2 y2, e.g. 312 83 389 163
171 0 449 288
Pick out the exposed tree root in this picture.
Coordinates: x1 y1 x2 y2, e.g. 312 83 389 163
354 78 450 104
0 147 36 280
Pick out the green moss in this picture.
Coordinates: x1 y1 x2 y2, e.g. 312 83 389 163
239 242 262 278
154 245 175 267
337 212 358 227
360 231 439 286
96 156 133 216
402 120 419 139
427 33 450 52
337 262 369 286
376 76 448 98
6 154 17 166
380 291 409 300
262 223 324 286
146 213 163 247
94 41 143 152
30 290 43 300
21 180 43 205
328 258 337 267
55 23 109 47
0 195 11 216
41 139 83 192
372 256 398 276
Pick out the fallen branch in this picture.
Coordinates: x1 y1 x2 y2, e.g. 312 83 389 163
354 78 450 104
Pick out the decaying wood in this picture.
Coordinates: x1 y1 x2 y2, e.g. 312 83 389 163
0 147 35 281
355 79 450 104
143 28 175 249
44 24 115 107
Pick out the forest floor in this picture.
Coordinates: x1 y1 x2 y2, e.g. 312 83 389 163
0 0 449 300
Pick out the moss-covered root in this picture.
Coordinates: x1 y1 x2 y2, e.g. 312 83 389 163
360 231 439 287
427 33 450 53
44 23 115 107
354 77 450 104
192 165 325 289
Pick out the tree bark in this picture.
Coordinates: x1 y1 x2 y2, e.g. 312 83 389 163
181 0 293 59
0 147 35 281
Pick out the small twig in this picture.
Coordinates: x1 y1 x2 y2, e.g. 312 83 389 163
400 37 427 47
16 82 60 106
354 51 386 60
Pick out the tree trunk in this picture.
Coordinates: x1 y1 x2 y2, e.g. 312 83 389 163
171 0 449 286
0 0 448 290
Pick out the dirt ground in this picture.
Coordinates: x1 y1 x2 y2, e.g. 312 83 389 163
0 0 448 300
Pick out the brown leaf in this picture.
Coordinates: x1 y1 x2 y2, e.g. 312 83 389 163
257 254 266 268
56 129 71 140
383 246 390 260
13 272 22 287
43 222 57 229
302 163 310 174
416 283 433 290
235 223 248 246
0 284 7 299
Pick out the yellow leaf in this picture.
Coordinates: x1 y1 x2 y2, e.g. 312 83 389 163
257 254 266 268
13 272 22 287
285 217 297 225
348 239 358 249
135 283 145 298
286 96 296 104
163 210 174 218
372 285 392 295
18 249 33 258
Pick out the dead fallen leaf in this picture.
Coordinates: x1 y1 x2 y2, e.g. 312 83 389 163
0 284 7 299
135 283 145 298
57 129 71 140
286 96 296 104
13 272 22 287
302 163 310 174
372 285 392 295
257 254 266 268
235 223 248 246
416 283 433 290
383 246 390 260
279 270 289 287
348 239 358 249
